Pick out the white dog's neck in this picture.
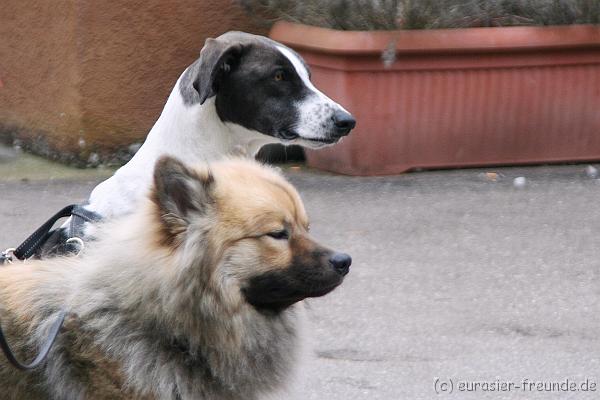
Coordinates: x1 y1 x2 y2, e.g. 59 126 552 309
139 90 269 164
86 77 276 219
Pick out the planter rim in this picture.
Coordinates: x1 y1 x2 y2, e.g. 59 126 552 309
270 21 600 55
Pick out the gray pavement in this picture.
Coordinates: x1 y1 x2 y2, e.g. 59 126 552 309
1 150 600 399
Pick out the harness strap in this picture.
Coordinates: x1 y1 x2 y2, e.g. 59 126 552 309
70 205 103 240
13 205 76 260
0 204 101 370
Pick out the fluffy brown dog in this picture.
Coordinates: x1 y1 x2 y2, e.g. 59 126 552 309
0 157 351 400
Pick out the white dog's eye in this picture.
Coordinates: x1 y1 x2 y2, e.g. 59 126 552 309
274 71 284 82
266 229 289 240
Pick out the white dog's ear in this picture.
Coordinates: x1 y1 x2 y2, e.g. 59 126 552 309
194 38 243 105
152 156 214 235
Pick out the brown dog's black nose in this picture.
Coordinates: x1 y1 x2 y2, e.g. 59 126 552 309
330 252 352 276
332 110 356 137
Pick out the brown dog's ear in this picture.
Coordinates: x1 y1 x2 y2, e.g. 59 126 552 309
194 38 244 105
152 156 214 232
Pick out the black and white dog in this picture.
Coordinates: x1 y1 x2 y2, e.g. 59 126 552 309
42 31 355 254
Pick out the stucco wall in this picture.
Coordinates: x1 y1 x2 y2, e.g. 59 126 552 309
0 1 83 159
0 0 267 165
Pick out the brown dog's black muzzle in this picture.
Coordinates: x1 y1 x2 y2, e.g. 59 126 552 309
242 239 351 313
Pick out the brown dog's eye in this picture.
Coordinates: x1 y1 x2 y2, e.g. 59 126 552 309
266 230 289 240
274 71 284 81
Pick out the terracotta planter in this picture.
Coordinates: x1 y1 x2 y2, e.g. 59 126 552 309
270 22 600 175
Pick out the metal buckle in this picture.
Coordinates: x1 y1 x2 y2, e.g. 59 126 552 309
65 237 84 256
1 248 16 264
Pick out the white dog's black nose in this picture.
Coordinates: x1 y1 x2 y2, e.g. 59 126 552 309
332 110 356 137
330 252 352 276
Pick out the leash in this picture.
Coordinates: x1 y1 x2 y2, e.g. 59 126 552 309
0 310 67 370
0 204 100 370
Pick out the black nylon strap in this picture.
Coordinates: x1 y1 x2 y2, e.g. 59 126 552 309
71 205 102 224
0 204 102 370
69 205 102 245
13 205 76 260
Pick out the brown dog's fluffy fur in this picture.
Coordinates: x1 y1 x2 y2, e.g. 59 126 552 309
0 157 349 399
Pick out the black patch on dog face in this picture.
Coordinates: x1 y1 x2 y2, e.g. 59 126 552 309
214 43 311 142
242 247 346 313
179 32 355 145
